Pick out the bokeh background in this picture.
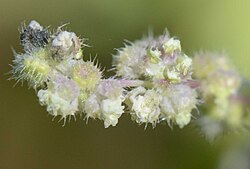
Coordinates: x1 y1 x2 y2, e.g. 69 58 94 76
0 0 250 168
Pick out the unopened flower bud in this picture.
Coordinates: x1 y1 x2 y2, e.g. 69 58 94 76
163 66 181 83
176 54 192 76
12 48 51 88
71 60 102 91
147 48 161 64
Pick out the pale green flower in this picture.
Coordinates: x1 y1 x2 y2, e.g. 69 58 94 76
163 38 181 55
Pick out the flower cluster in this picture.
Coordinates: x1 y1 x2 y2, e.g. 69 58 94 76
114 31 198 128
12 20 103 125
11 20 249 134
193 52 250 140
11 21 199 128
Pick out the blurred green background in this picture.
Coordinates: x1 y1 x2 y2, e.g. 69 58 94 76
0 0 250 168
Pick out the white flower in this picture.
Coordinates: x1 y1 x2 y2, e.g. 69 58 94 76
84 94 101 119
37 74 80 121
113 43 147 79
52 31 82 58
160 84 197 128
145 61 166 79
101 98 124 128
175 112 192 129
83 79 125 128
97 79 124 99
128 87 161 126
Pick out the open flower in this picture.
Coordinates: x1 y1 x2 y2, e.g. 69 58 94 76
83 79 125 128
127 87 161 127
113 31 193 83
38 73 80 122
160 84 197 128
101 98 125 128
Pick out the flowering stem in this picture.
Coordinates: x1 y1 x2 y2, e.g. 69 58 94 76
119 79 153 88
118 79 200 89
